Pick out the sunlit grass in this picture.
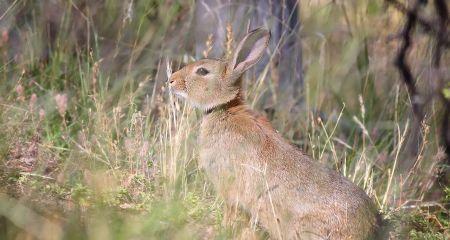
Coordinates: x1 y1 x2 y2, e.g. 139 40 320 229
0 0 448 239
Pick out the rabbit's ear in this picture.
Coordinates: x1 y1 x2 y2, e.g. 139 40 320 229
227 27 270 76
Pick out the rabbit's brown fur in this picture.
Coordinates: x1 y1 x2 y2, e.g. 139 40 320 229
169 28 380 239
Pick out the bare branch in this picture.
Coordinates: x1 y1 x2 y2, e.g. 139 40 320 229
388 0 428 172
394 0 425 124
386 0 450 48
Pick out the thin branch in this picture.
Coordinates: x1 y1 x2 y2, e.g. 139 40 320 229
394 0 424 122
389 0 430 172
386 0 450 48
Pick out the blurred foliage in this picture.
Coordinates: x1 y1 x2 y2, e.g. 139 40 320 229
0 0 449 239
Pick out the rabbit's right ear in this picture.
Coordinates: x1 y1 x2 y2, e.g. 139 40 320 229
227 28 270 78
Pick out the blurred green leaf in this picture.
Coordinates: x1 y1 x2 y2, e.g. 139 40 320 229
367 0 380 15
443 87 450 99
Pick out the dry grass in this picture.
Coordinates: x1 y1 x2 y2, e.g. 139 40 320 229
0 0 448 239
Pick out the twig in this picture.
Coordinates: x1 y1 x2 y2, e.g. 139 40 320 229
394 0 423 116
0 0 19 21
393 0 426 162
399 201 449 212
19 172 55 181
385 0 450 47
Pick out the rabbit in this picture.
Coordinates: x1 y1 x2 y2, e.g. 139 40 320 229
168 28 381 239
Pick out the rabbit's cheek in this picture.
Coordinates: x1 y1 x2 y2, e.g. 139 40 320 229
202 81 213 93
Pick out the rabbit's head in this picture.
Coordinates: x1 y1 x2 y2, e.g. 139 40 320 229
169 28 270 111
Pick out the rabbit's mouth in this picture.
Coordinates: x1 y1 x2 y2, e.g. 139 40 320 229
169 87 188 99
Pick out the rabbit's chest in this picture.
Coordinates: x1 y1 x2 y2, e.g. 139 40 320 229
198 127 267 196
198 130 256 172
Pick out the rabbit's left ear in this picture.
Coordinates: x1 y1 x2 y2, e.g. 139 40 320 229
227 27 270 76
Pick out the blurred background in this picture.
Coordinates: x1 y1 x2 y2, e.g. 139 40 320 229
0 0 448 239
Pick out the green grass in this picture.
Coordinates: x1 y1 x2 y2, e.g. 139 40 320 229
0 0 449 239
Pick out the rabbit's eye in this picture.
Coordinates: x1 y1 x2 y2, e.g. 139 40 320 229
196 67 209 76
